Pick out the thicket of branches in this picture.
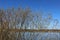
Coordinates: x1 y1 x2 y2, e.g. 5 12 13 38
0 7 59 40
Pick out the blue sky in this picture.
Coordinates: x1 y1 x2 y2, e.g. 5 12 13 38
0 0 60 28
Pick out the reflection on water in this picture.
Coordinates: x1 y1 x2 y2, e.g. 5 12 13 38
19 32 60 40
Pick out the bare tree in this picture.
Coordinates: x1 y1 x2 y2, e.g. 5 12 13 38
0 7 59 40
